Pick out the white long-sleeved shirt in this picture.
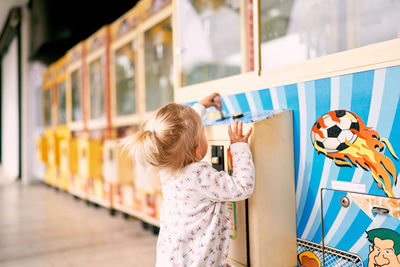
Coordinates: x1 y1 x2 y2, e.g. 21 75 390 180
156 103 255 266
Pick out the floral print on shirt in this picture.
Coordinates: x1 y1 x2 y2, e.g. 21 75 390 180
156 142 255 267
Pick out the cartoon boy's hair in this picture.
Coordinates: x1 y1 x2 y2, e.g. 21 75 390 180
366 228 400 255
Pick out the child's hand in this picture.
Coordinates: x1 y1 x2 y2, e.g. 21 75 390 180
199 92 222 110
228 120 252 144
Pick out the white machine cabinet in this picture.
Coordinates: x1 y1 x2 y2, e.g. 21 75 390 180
204 109 297 267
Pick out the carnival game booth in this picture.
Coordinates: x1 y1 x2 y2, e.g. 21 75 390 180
107 4 141 218
54 56 71 191
84 25 112 209
106 0 173 225
66 42 87 200
174 0 400 266
42 63 59 187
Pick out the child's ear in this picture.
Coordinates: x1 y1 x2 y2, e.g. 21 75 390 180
194 144 201 160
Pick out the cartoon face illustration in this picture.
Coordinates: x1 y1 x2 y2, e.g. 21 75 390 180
311 110 398 197
298 251 321 267
367 228 400 267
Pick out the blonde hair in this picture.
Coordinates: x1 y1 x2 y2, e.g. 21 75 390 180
123 103 203 173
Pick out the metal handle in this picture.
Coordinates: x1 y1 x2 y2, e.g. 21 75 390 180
371 206 389 215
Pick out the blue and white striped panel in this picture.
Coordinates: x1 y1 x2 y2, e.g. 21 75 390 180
190 64 400 263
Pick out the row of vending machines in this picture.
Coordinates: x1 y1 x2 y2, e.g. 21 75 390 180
38 0 173 227
38 127 162 227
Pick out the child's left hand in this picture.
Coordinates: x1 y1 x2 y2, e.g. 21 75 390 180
199 93 222 110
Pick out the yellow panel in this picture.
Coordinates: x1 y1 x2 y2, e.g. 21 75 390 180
69 138 78 173
117 142 134 185
59 139 70 191
78 138 89 178
37 136 48 163
89 139 103 178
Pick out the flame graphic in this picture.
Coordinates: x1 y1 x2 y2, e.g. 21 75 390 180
312 110 398 197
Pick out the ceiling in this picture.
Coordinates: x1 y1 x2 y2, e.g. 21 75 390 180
0 0 137 64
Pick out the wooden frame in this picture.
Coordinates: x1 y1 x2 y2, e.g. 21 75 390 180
172 0 256 90
175 38 400 104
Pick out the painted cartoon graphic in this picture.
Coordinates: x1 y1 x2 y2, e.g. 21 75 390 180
366 228 400 267
311 110 398 197
298 251 321 267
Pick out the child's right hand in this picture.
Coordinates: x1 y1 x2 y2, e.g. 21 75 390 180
228 120 252 144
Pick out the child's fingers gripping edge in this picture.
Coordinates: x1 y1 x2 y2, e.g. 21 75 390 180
244 127 253 143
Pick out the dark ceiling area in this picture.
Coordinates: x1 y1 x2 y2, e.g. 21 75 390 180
28 0 139 65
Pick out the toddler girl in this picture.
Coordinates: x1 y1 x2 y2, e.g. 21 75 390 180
125 93 255 267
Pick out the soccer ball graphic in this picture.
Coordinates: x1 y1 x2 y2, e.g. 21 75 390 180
311 110 359 153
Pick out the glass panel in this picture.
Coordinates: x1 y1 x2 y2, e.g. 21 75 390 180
89 57 105 119
144 18 173 111
44 89 52 127
177 0 243 86
71 69 82 122
58 82 66 125
115 41 136 116
260 0 400 70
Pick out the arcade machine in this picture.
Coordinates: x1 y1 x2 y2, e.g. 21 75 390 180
54 56 71 191
108 5 141 216
66 42 87 199
43 63 58 187
203 109 298 267
140 9 173 224
85 26 112 208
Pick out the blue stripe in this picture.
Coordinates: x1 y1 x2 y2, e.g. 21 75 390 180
249 91 264 113
321 71 374 236
309 76 353 242
332 68 392 246
339 74 353 109
329 189 372 248
367 67 400 196
284 84 300 196
296 81 317 228
258 89 273 110
227 95 241 114
276 86 288 109
310 165 341 243
350 70 374 120
235 93 251 113
335 205 371 251
220 97 230 115
298 78 331 237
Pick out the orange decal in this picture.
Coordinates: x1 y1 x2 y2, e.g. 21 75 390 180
298 251 321 267
311 110 398 197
